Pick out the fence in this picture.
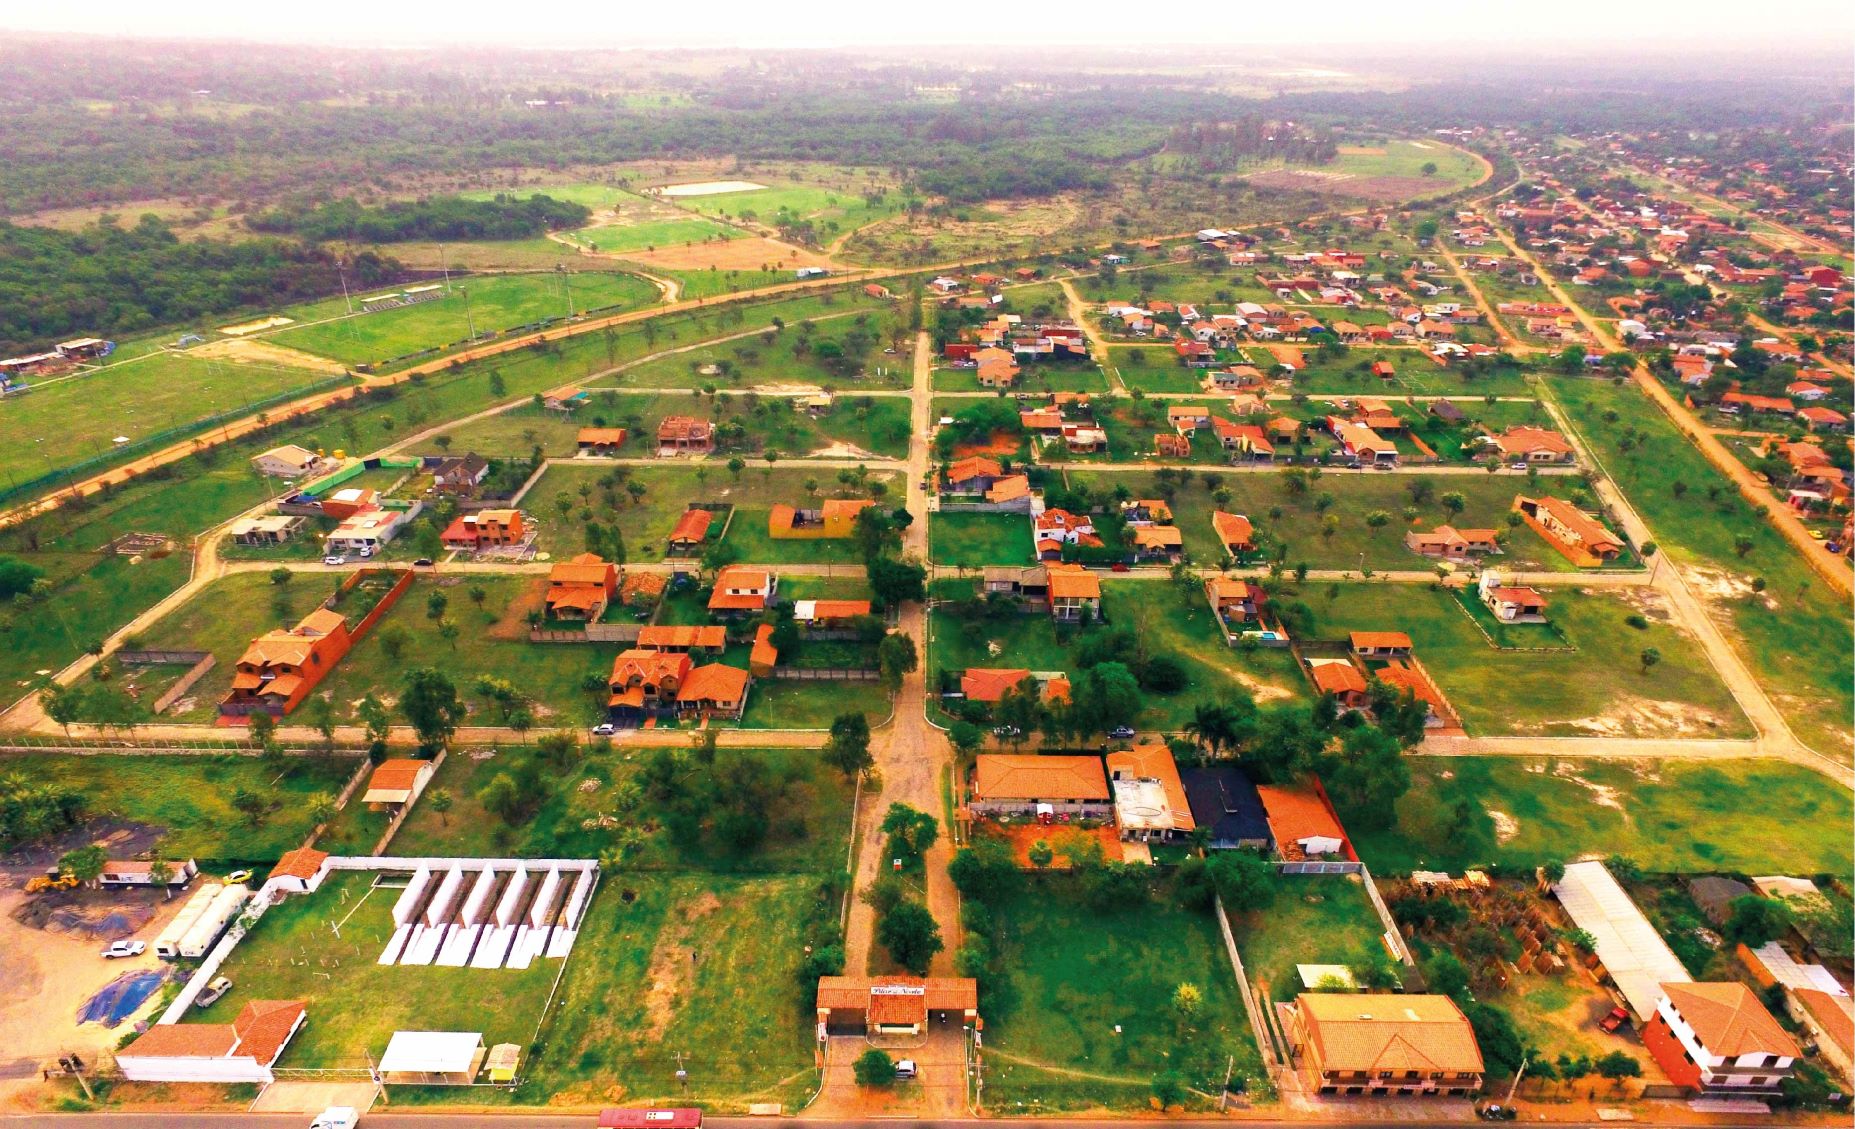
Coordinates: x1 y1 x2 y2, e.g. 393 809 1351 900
1213 896 1281 1073
152 655 217 715
529 623 645 644
115 649 209 666
334 567 416 645
1358 862 1418 971
1277 859 1362 876
768 667 879 681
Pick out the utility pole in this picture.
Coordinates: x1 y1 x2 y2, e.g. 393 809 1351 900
1503 1050 1529 1105
1218 1054 1235 1111
461 285 477 342
338 258 354 315
562 269 574 319
674 1050 688 1092
439 243 450 290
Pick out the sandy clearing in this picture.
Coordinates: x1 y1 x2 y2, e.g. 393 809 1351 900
218 315 295 336
618 235 837 273
654 181 768 197
640 889 724 1041
812 441 881 460
1487 809 1520 843
190 337 349 375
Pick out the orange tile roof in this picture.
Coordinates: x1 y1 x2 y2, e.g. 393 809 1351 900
1794 989 1854 1059
677 662 750 705
1349 631 1412 651
299 608 347 636
1308 660 1368 696
233 999 307 1066
750 624 779 671
1132 525 1183 549
986 475 1031 503
961 667 1031 703
804 599 873 620
1104 744 1194 832
547 587 605 612
669 509 714 543
1257 784 1349 854
271 846 328 882
366 759 428 796
610 649 692 689
821 498 875 521
1045 564 1100 600
548 553 614 586
1213 511 1254 546
1298 993 1484 1074
1661 981 1799 1059
947 455 1003 483
576 427 628 445
816 976 978 1013
1206 576 1260 601
120 1023 241 1059
1495 426 1573 457
1521 494 1622 549
974 754 1109 802
636 625 728 650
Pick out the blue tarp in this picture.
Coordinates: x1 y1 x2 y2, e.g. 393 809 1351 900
78 970 166 1028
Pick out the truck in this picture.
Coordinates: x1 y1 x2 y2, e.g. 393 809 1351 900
153 882 224 959
174 883 249 960
598 1110 702 1129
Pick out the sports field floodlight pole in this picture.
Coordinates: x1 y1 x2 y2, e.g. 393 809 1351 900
462 286 477 342
339 258 354 315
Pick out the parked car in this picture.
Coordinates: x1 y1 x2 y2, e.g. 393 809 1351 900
101 940 146 959
591 723 616 737
991 726 1021 738
195 976 233 1008
1599 1006 1629 1033
224 869 252 884
893 1059 918 1081
322 555 346 566
1509 462 1529 471
1110 562 1130 572
308 1108 359 1129
1109 726 1137 739
413 558 435 567
1476 1104 1517 1121
357 546 374 558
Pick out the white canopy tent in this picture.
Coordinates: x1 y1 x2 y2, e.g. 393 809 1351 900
1551 860 1690 1020
377 1031 485 1085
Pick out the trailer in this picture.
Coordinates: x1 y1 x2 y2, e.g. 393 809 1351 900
154 882 224 959
175 883 250 959
599 1110 703 1129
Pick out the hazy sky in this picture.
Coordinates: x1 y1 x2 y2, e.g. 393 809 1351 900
8 0 1854 51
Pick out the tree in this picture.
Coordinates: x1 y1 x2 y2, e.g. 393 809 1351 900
1595 1050 1642 1093
231 787 270 826
1440 491 1467 517
59 844 108 886
853 1048 896 1087
247 709 277 750
399 667 466 753
1074 661 1142 736
881 802 939 866
948 720 985 759
146 859 174 897
1207 849 1278 912
1152 1071 1187 1109
876 632 918 692
478 773 523 824
823 712 874 779
426 590 448 620
1639 647 1661 674
1722 895 1792 948
1027 839 1055 869
947 837 1020 903
357 692 391 760
41 684 79 737
876 899 943 974
306 696 337 753
866 555 927 608
1463 1002 1526 1075
1323 725 1411 830
428 788 454 826
1733 534 1755 558
1422 950 1471 1000
378 625 410 660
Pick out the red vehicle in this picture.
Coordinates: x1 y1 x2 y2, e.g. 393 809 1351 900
600 1111 702 1129
1599 1006 1630 1033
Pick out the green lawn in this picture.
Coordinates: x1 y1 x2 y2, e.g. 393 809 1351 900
1102 345 1207 394
671 174 905 241
1544 376 1853 758
0 347 346 484
614 310 909 389
1304 581 1749 738
930 511 1034 567
0 552 191 712
740 677 892 730
986 880 1267 1111
0 752 357 863
1061 470 1576 572
647 268 809 301
134 571 337 722
270 271 659 368
1233 875 1393 1003
568 217 740 255
1102 580 1306 724
192 872 557 1069
1351 756 1854 877
437 390 912 461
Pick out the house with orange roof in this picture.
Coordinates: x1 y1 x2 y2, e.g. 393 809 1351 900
816 975 979 1037
1796 405 1848 431
944 455 1004 495
1168 404 1213 436
117 999 309 1084
708 566 777 616
1290 992 1483 1096
1644 981 1799 1096
1119 499 1172 525
1212 511 1255 557
749 624 779 677
1106 744 1194 839
1349 630 1413 659
440 508 526 551
1046 562 1100 621
361 758 435 809
793 599 873 628
1786 989 1853 1084
974 346 1020 388
666 508 714 554
984 475 1033 508
1720 391 1794 417
1131 524 1184 563
325 506 412 555
1033 509 1099 559
1204 576 1266 628
1490 425 1574 463
544 552 618 621
221 607 353 717
970 754 1111 818
1306 659 1369 709
576 426 628 455
1327 417 1398 465
1256 781 1354 861
769 498 873 539
1374 661 1451 729
1404 524 1500 561
635 624 729 654
959 667 1069 704
657 416 714 454
607 649 694 723
1515 494 1624 565
264 846 330 896
1478 572 1548 622
675 663 750 719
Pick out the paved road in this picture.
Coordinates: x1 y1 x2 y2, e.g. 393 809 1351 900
0 1113 1819 1128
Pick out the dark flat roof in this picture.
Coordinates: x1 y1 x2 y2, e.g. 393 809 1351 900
1179 764 1272 847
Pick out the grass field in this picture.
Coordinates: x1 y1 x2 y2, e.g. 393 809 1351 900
932 363 1110 394
1545 376 1853 758
520 462 899 560
1061 470 1577 573
0 752 356 862
436 390 913 462
646 267 809 301
1304 581 1749 738
0 347 346 483
1233 875 1393 1002
271 272 659 368
669 174 905 245
568 217 740 255
613 308 909 389
135 571 335 721
192 872 557 1069
1352 757 1854 876
929 511 1034 567
986 880 1267 1111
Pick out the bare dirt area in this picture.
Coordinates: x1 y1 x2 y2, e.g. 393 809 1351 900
847 195 1082 262
487 579 547 641
1244 168 1439 203
618 235 837 273
190 337 349 375
1552 696 1739 739
811 441 881 460
640 889 723 1041
951 431 1022 458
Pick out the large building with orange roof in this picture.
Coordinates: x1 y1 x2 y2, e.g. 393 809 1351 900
220 607 353 717
667 507 714 554
1290 992 1483 1096
1105 744 1194 839
1256 781 1354 861
117 999 309 1084
1644 981 1798 1096
970 754 1111 818
543 552 617 621
1515 494 1623 565
708 566 777 615
768 498 874 539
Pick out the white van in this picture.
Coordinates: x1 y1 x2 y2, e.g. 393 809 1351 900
893 1059 917 1081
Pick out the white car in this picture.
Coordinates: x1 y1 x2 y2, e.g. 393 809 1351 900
309 1108 358 1129
101 940 146 959
323 555 347 566
195 975 233 1008
590 723 616 736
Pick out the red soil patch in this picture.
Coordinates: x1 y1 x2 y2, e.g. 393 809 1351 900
487 579 547 640
619 235 837 273
978 820 1123 868
952 430 1022 458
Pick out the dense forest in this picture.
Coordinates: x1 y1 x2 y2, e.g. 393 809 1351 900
247 193 591 243
1163 119 1339 169
0 216 398 353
